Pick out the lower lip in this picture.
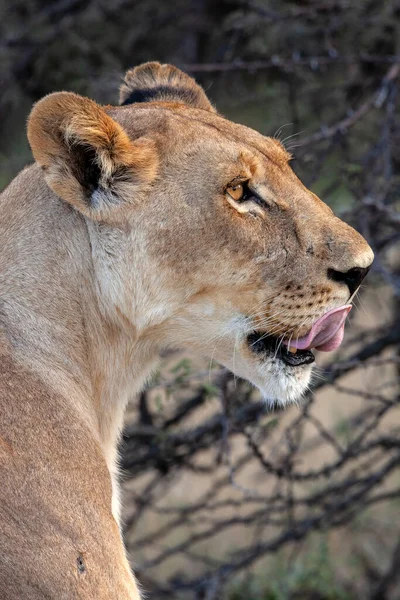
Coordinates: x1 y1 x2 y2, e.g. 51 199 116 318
281 347 315 367
247 333 315 367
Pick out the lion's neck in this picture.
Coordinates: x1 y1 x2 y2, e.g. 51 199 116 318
1 173 162 522
83 317 159 521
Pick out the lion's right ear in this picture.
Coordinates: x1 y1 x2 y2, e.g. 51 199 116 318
120 62 216 112
27 92 158 219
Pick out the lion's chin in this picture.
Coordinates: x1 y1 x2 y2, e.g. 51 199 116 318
220 349 313 407
254 359 313 407
244 331 314 406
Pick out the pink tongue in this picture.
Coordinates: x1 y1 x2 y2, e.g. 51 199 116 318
287 305 352 352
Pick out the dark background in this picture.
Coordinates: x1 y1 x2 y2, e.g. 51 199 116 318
1 1 400 599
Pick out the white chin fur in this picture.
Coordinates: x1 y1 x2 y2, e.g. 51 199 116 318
255 359 313 407
222 352 313 407
226 318 313 406
170 314 313 407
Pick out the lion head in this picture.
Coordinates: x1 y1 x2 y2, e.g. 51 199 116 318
27 62 373 405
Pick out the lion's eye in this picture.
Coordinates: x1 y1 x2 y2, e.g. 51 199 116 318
225 180 269 216
226 183 245 202
226 182 255 203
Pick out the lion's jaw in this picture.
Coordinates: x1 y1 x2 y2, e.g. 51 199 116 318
165 308 313 406
86 217 350 409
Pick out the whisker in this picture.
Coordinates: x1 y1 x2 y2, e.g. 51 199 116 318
279 129 306 147
232 332 240 389
273 333 287 359
273 122 293 141
208 346 217 384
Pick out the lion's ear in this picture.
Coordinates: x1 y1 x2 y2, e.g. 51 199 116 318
27 92 158 219
119 62 216 113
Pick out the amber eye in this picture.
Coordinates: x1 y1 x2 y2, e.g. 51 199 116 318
226 183 244 202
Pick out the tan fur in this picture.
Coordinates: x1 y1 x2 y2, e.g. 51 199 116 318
0 63 373 598
120 61 216 111
28 92 159 220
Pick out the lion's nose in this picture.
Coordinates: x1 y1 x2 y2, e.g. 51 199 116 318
327 266 371 297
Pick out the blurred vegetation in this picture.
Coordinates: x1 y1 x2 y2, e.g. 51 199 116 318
228 537 351 600
1 1 400 599
2 0 400 207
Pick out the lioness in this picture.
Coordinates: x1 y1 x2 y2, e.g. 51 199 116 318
0 62 373 599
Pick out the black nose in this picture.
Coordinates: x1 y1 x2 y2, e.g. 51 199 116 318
328 266 371 297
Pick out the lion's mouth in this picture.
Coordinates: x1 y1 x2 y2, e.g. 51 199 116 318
247 332 315 367
248 304 352 368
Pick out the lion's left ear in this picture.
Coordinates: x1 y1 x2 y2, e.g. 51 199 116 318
28 92 159 220
119 62 216 113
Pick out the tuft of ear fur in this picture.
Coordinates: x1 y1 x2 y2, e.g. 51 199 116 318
119 62 215 112
28 92 158 219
